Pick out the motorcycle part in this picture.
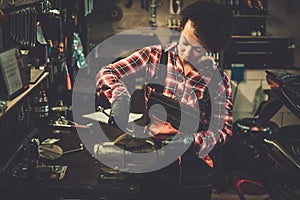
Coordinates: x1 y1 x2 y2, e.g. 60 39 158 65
264 125 300 200
224 118 278 179
266 70 300 119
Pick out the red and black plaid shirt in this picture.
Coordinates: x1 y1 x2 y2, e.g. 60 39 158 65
96 45 233 160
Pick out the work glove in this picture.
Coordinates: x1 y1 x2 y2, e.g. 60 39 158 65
109 95 131 131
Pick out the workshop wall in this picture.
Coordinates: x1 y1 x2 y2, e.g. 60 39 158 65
86 0 299 66
86 0 224 52
225 69 300 127
86 0 300 127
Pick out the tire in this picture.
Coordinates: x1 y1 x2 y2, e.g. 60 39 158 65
265 125 300 200
267 164 300 200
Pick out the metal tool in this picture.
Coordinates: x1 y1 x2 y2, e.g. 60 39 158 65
38 143 84 160
64 143 84 154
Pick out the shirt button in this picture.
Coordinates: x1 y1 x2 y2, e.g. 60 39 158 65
177 92 183 99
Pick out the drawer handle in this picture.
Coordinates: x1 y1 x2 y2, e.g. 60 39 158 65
235 41 271 44
237 51 272 55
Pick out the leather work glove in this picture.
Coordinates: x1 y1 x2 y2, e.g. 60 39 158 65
109 95 131 131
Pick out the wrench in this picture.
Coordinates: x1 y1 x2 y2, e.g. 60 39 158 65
64 143 84 154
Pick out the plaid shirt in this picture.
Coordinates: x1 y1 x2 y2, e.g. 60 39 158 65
96 45 233 162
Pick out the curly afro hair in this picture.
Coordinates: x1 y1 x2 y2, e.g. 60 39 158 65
181 1 234 52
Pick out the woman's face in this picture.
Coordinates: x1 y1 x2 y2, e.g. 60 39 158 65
178 20 207 66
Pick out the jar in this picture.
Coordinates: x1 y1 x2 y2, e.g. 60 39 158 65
33 90 49 125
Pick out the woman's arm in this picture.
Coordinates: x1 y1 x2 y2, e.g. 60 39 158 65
95 45 162 103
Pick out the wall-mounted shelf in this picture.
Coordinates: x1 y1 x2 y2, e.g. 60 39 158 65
0 72 48 119
233 15 267 36
227 0 268 36
232 35 268 39
166 25 180 30
0 0 42 10
234 14 267 18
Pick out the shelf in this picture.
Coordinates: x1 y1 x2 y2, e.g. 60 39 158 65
165 25 180 29
0 72 48 119
232 36 268 39
234 14 267 18
0 0 41 11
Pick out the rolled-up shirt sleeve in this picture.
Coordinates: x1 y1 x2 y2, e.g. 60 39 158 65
95 46 162 103
193 67 233 158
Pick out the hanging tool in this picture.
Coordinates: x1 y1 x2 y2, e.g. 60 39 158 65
141 0 145 10
32 7 37 47
58 0 64 57
150 0 157 27
62 62 72 91
125 0 133 8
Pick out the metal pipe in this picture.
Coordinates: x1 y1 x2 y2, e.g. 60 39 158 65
264 138 300 169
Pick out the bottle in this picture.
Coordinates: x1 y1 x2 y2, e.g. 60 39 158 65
33 90 49 126
45 58 54 83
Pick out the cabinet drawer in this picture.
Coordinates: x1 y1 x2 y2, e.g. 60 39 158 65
223 38 294 68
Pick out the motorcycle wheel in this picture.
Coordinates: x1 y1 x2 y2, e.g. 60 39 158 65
266 125 300 200
267 164 300 200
